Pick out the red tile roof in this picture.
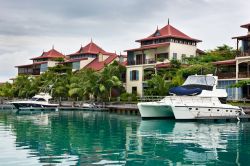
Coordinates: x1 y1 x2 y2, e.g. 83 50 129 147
119 61 127 66
125 42 170 52
59 58 88 64
136 24 201 42
31 48 65 60
15 61 47 68
212 59 236 65
196 48 205 55
155 63 171 68
68 41 107 56
120 54 127 58
85 53 118 71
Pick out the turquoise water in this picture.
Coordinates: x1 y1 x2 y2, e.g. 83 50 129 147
0 111 250 165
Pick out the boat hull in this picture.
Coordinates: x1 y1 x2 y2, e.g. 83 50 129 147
11 102 58 110
138 102 174 119
172 105 242 120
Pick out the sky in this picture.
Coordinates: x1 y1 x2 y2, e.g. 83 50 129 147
0 0 249 82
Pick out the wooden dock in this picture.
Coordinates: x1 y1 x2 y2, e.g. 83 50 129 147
58 107 109 112
0 104 15 110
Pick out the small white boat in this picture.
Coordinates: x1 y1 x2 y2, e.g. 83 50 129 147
82 102 96 108
138 74 245 119
9 93 58 110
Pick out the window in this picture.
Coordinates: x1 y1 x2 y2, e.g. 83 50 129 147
173 53 177 60
40 63 48 73
157 53 169 61
130 70 139 81
132 87 137 95
72 62 80 70
154 30 160 36
181 54 186 63
37 98 46 101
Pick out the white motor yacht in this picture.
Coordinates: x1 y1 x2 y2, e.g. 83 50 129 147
9 93 58 110
138 74 244 119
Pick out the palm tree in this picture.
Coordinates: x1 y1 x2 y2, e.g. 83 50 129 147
145 74 171 96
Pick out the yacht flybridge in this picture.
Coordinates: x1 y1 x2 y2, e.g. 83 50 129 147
9 93 58 110
138 74 245 120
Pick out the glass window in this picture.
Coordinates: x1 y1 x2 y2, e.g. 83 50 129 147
72 62 80 70
183 75 216 86
173 53 177 60
181 54 186 62
40 63 48 73
157 53 169 61
130 70 139 81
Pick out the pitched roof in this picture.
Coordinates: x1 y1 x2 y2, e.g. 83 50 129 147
58 58 88 64
15 61 47 68
125 42 170 52
196 48 206 55
119 61 127 66
68 41 107 56
232 34 250 40
155 62 171 68
136 24 201 42
31 48 65 60
85 53 118 71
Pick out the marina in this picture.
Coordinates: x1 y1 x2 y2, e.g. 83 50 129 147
0 1 249 164
1 110 250 165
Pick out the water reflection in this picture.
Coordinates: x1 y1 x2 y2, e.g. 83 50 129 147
138 120 250 165
0 111 250 165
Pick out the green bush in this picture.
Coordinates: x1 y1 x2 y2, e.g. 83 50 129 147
120 92 137 101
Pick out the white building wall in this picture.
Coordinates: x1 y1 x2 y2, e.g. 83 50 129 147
47 61 57 67
169 43 197 60
125 43 198 96
80 57 95 69
126 65 144 96
98 53 110 62
126 64 155 96
132 47 170 62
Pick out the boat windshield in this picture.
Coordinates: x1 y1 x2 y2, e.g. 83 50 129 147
183 76 216 86
31 98 46 101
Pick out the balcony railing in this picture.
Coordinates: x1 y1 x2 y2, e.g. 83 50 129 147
237 50 250 57
217 72 250 79
128 58 157 65
18 70 40 75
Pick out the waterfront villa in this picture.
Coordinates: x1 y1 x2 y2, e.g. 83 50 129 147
213 23 250 100
16 41 127 77
125 21 202 96
60 40 126 71
16 47 65 76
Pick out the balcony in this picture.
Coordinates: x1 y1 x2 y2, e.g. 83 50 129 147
237 50 250 57
127 58 157 66
217 72 249 79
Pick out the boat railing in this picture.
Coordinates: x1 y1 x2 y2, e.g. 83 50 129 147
137 96 165 102
164 96 214 105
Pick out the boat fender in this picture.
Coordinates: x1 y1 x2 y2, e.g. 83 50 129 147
237 116 240 121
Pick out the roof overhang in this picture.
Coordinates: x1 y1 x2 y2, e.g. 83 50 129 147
232 35 250 40
241 23 250 29
135 35 202 43
15 62 47 68
59 58 88 64
125 42 170 52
